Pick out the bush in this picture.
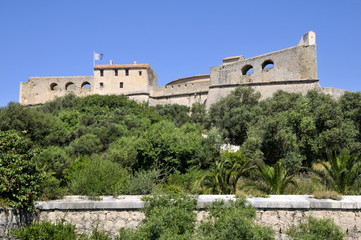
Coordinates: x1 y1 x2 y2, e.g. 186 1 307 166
127 169 162 195
69 157 130 196
313 190 342 200
136 121 204 173
106 136 139 168
287 216 345 240
66 133 103 156
117 194 197 240
12 220 111 240
34 146 70 182
11 220 78 240
0 130 44 209
196 198 275 240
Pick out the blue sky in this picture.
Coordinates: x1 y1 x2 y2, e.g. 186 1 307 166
0 0 360 107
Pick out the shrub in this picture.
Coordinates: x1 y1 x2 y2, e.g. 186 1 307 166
117 194 197 240
66 133 103 156
287 216 345 240
196 198 275 240
136 121 205 173
12 220 111 240
0 130 44 209
69 157 130 196
313 190 342 201
106 136 139 168
127 169 162 195
165 168 203 194
34 146 71 200
11 220 78 240
34 146 71 181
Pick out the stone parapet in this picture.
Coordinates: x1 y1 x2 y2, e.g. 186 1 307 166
35 195 361 210
3 196 361 239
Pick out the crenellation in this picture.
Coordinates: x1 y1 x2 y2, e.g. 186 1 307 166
19 31 347 107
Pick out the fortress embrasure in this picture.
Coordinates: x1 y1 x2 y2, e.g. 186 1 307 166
19 31 347 107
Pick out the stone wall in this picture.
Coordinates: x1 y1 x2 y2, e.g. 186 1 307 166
2 195 361 239
0 208 34 239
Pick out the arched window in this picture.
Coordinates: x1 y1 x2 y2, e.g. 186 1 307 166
262 60 274 70
242 65 253 75
50 83 58 91
81 82 91 90
65 82 75 91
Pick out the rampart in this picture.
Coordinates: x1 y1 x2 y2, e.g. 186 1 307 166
2 195 361 239
19 31 348 107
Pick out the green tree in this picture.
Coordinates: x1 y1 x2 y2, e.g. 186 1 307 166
312 149 361 194
305 91 360 158
136 121 205 173
38 93 79 114
151 104 190 126
34 146 71 200
339 91 361 138
190 102 208 126
0 102 55 146
0 130 44 209
209 87 261 145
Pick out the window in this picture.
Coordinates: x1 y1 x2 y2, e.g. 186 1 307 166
100 82 104 88
242 65 253 75
139 71 142 76
125 69 129 76
81 82 91 90
65 82 75 91
50 83 58 91
262 60 274 70
100 69 104 77
120 82 124 88
115 69 118 76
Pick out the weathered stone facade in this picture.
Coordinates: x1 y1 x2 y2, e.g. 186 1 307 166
2 195 361 239
19 31 348 108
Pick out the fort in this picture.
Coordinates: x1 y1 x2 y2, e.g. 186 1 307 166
19 31 347 107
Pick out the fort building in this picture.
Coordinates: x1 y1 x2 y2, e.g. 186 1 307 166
19 31 347 108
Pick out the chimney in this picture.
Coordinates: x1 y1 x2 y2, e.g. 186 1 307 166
110 60 113 65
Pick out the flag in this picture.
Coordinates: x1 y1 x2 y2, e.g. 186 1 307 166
94 52 103 60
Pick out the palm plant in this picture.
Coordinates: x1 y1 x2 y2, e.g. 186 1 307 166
196 152 254 194
253 160 298 194
312 149 361 194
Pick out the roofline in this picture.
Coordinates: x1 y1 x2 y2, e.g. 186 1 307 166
94 64 151 70
166 74 210 86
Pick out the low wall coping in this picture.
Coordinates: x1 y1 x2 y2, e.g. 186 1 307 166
34 195 361 211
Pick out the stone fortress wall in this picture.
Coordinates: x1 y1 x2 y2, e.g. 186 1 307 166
19 31 348 107
2 195 361 239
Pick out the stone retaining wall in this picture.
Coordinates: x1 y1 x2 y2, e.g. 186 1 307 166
2 195 361 239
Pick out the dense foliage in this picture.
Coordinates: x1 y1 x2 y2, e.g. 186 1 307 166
196 198 275 239
1 88 361 203
0 130 43 209
12 220 110 240
287 216 345 240
118 195 274 240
